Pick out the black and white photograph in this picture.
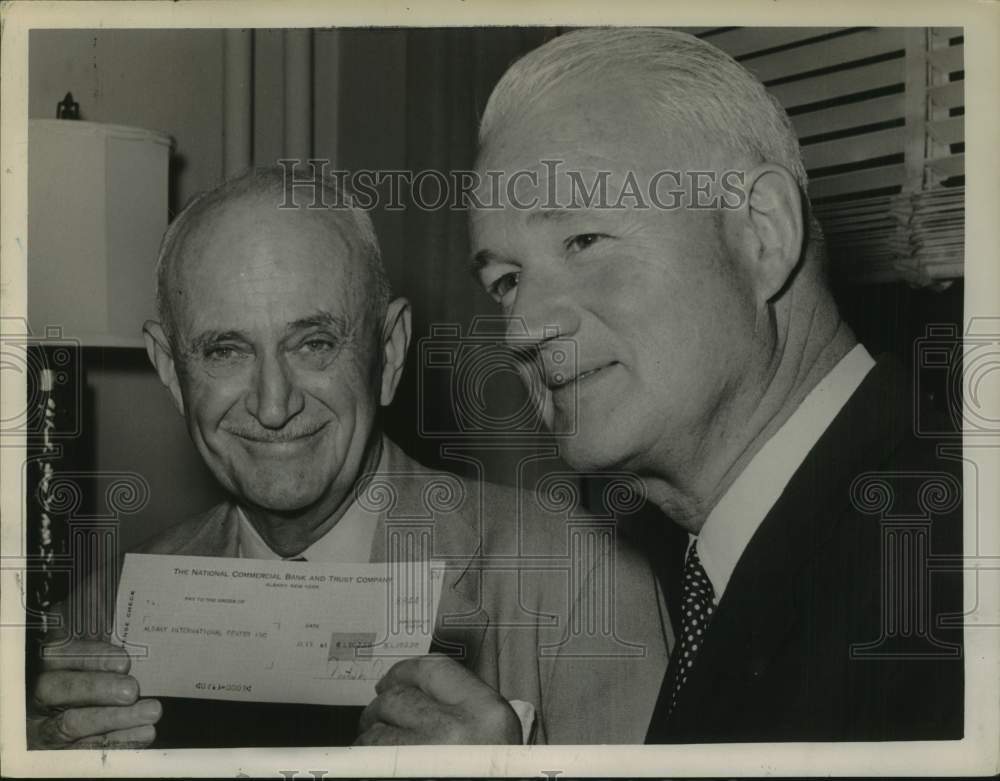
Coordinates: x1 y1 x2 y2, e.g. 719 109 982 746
1 1 998 777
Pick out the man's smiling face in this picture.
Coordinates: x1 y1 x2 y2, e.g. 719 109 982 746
470 84 760 475
165 195 383 517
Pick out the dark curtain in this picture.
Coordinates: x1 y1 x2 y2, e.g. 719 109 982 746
338 28 563 486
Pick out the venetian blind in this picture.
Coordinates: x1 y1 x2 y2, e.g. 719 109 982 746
685 27 965 286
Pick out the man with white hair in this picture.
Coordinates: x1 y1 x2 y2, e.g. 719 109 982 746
466 28 963 742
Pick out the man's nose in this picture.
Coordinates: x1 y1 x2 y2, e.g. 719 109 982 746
505 268 580 349
245 353 305 428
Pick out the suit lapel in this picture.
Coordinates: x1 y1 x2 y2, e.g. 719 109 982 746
168 502 240 557
636 508 687 641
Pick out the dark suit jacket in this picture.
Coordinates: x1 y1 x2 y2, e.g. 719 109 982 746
647 357 964 742
45 438 668 746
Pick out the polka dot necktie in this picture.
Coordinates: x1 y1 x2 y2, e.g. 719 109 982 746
667 541 717 716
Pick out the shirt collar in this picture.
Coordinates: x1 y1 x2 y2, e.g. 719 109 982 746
236 439 387 562
696 344 876 600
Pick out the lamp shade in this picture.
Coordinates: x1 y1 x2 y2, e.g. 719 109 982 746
28 119 171 347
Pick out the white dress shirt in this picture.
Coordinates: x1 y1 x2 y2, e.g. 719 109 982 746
695 344 876 600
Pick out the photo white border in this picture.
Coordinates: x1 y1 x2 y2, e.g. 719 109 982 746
2 0 998 776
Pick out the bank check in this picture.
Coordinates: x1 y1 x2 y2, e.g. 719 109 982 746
113 553 444 706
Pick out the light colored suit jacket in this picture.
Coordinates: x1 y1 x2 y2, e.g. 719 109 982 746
53 438 670 743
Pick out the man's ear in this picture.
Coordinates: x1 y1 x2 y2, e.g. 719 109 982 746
379 297 412 407
143 320 186 416
730 163 805 302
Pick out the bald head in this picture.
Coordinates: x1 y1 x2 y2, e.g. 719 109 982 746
155 166 390 347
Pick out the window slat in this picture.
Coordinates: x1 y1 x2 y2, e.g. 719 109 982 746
928 80 964 109
744 28 905 83
817 207 897 223
928 116 965 146
793 94 906 139
932 28 963 40
769 59 905 109
926 154 964 178
925 262 964 279
707 27 846 59
808 163 906 200
912 234 965 249
820 216 897 232
803 127 904 172
928 44 964 74
813 193 893 216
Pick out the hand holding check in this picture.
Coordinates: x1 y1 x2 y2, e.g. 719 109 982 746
27 639 162 749
355 654 521 745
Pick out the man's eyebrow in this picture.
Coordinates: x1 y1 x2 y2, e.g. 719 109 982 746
286 311 349 336
470 249 497 274
187 330 247 353
526 207 575 225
